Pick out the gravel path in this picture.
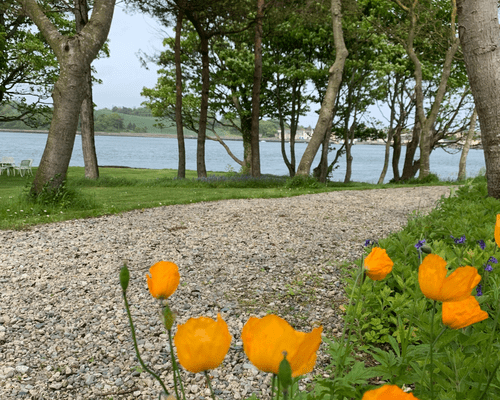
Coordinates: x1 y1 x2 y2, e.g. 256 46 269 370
0 186 451 400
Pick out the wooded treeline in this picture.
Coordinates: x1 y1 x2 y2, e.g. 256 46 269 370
3 0 500 197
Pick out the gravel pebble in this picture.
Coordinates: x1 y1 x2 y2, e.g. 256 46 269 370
0 186 450 399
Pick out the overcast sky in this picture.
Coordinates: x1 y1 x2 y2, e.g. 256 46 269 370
92 5 164 110
91 5 322 128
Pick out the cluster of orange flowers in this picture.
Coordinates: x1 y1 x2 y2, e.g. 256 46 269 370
363 245 488 330
146 261 323 377
143 211 497 399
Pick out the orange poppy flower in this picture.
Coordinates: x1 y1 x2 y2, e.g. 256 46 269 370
418 254 481 302
146 261 180 299
362 385 420 399
495 214 500 248
174 313 232 373
363 247 394 281
241 314 322 377
442 296 488 329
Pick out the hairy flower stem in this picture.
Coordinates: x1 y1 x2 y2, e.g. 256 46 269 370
332 255 365 395
429 300 436 400
122 290 169 397
481 295 500 398
478 359 500 400
168 329 186 400
204 371 216 400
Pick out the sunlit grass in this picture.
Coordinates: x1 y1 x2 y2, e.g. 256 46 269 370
0 166 461 230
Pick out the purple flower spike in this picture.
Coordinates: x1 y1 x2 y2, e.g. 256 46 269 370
415 239 426 250
476 284 483 297
488 256 498 264
451 235 466 244
364 239 372 247
485 264 494 272
477 240 486 250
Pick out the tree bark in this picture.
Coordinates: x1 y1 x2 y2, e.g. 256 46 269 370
197 33 209 178
75 0 99 180
80 69 99 179
16 0 115 194
378 75 399 184
401 119 420 180
458 108 477 181
296 0 348 176
250 0 264 177
174 8 186 179
457 0 500 198
391 126 402 181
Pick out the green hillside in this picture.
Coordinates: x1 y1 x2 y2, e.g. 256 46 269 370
93 109 181 135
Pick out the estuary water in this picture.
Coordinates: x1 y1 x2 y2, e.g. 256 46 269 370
0 131 486 183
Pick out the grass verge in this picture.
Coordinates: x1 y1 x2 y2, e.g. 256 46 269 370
0 167 453 231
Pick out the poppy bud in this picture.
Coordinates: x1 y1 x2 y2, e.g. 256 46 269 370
278 352 292 389
162 304 176 331
420 245 432 254
120 264 130 292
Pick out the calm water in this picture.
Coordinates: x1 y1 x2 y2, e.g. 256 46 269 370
0 131 486 183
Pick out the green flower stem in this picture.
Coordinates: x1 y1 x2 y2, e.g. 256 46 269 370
338 256 365 370
122 290 169 397
271 374 277 400
429 300 436 400
204 371 216 400
478 359 500 400
432 326 447 347
327 254 365 398
482 292 500 397
168 329 186 400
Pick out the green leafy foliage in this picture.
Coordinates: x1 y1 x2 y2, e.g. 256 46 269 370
333 178 500 399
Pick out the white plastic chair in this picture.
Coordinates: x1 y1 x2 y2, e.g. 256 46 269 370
15 159 33 177
0 157 15 176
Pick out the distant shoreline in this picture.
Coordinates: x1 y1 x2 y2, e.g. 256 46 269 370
0 128 312 143
0 128 384 145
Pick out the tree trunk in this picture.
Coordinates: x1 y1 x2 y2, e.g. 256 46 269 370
230 92 252 173
391 125 402 182
378 75 399 184
343 120 356 183
250 0 264 178
75 0 99 180
296 0 348 176
196 34 209 178
458 108 478 181
175 9 186 179
316 129 331 182
17 0 115 194
401 0 460 179
457 0 500 198
401 120 421 180
80 69 99 179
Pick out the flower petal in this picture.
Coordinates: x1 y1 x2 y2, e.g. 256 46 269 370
495 214 500 248
174 313 232 373
418 254 448 300
364 247 394 281
146 261 180 299
241 314 322 377
362 385 420 399
440 266 481 302
442 296 489 329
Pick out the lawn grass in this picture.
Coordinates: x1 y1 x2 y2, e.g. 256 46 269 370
0 167 371 230
0 166 451 230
